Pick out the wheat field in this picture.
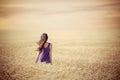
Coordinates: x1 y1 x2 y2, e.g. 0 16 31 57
0 29 120 80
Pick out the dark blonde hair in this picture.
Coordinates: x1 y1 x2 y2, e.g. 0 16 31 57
38 33 48 52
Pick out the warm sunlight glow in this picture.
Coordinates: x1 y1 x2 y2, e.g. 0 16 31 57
0 0 119 30
0 1 120 80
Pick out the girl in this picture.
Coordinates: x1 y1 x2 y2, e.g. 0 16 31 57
35 33 52 65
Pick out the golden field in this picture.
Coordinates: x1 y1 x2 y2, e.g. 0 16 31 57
0 0 120 79
0 29 120 80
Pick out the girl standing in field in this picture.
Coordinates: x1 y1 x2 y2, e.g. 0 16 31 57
35 33 52 65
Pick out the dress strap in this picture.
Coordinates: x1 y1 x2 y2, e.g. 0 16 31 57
48 43 51 48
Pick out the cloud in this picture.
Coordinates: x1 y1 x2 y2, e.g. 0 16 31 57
0 0 120 30
0 0 120 17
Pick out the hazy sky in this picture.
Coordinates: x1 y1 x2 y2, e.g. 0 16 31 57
0 0 120 30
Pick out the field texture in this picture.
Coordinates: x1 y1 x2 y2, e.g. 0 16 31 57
0 29 120 80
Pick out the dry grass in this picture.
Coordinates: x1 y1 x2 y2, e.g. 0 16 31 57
0 29 120 80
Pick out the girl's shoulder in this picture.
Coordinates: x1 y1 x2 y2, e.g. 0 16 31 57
47 42 51 44
48 42 52 47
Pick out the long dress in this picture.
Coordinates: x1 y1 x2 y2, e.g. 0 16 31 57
38 43 51 63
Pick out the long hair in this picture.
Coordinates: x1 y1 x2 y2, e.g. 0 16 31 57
38 33 48 52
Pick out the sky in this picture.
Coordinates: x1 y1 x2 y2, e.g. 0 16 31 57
0 0 120 30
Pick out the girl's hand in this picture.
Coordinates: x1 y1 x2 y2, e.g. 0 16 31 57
35 60 37 64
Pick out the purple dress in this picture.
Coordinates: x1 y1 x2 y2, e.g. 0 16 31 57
38 43 51 63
